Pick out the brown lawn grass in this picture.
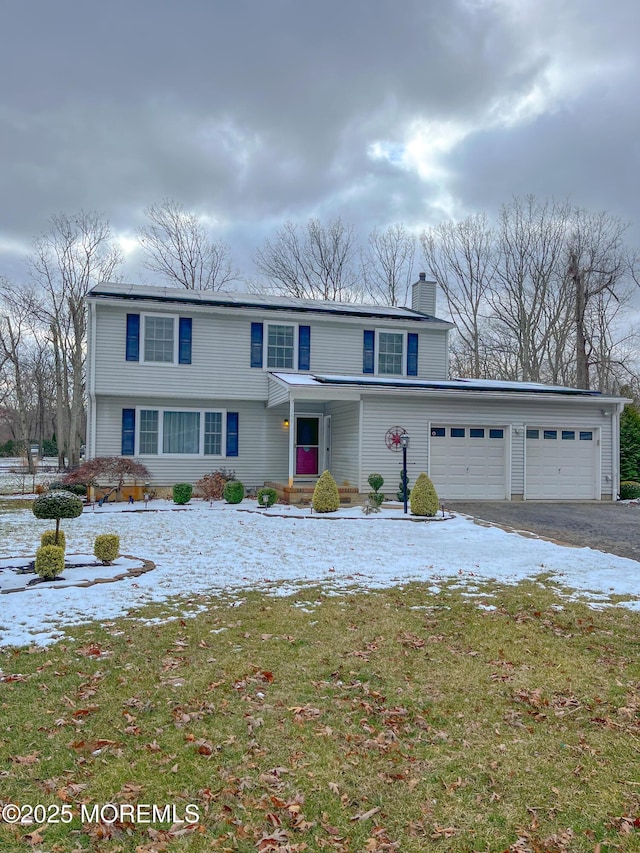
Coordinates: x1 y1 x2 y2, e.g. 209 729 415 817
0 578 639 852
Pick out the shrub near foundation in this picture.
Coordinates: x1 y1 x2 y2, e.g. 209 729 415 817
224 480 245 504
172 483 193 505
312 470 340 513
35 545 65 580
257 487 278 508
41 529 66 550
410 472 439 517
94 534 120 565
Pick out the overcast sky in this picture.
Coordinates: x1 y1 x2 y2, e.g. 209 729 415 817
1 0 638 284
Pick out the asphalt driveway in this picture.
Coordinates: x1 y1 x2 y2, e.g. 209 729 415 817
445 501 640 565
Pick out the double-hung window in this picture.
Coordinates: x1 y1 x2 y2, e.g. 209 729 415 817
377 331 404 375
363 329 417 377
136 408 226 456
144 316 175 363
267 324 295 369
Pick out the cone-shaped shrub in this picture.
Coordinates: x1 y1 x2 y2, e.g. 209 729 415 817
41 529 66 550
409 472 439 517
35 545 65 580
312 470 340 513
94 534 120 565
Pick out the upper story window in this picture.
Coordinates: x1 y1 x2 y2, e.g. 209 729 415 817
126 313 192 365
144 316 175 363
363 329 418 377
267 324 295 369
250 322 311 371
378 332 404 375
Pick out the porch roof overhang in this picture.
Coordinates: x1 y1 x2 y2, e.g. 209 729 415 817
267 372 629 408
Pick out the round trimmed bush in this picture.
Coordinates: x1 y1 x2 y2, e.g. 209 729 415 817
619 480 640 500
172 483 193 505
35 544 65 580
41 529 66 550
312 470 340 513
224 480 245 504
94 534 120 565
33 490 83 542
257 487 278 508
410 472 439 517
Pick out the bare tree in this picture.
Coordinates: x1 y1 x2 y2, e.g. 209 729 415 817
0 281 39 472
29 211 122 469
565 209 632 389
253 217 360 301
362 223 415 306
420 213 496 378
490 197 572 382
139 199 239 290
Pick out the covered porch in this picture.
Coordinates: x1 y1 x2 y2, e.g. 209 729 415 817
267 373 363 503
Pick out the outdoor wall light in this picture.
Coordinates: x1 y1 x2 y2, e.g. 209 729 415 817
283 418 290 427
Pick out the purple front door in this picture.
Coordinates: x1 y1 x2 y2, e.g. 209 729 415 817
295 417 320 476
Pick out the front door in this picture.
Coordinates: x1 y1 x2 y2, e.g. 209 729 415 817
295 416 320 476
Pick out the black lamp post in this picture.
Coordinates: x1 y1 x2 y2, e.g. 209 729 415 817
400 433 410 514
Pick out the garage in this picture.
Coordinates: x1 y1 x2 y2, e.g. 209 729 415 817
525 427 598 499
429 425 508 499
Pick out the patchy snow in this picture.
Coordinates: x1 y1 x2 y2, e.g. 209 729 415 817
0 498 638 648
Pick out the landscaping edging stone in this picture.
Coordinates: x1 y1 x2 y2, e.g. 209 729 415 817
0 554 155 594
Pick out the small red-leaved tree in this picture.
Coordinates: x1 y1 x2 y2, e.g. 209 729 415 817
63 457 151 502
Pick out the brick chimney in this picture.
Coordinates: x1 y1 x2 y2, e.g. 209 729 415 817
411 272 437 316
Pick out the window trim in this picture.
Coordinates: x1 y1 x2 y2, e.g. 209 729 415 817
141 313 179 366
134 406 228 457
264 321 299 371
375 328 407 377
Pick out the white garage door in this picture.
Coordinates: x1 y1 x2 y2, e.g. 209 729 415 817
525 427 598 499
429 426 507 500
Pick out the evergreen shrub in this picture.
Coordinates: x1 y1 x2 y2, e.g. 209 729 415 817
257 487 278 508
41 529 66 550
172 483 193 505
35 545 65 580
224 480 245 504
410 472 439 517
94 534 120 565
312 470 340 513
619 481 640 500
367 472 384 493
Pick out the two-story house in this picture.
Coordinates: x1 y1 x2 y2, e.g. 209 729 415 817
86 276 626 502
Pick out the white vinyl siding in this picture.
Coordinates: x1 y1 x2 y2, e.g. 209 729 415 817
325 401 360 486
95 397 289 489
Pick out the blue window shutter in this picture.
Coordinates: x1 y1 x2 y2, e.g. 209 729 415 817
407 333 419 376
178 317 192 364
126 314 140 361
363 330 375 374
298 325 311 370
250 322 263 368
121 408 135 455
226 412 239 457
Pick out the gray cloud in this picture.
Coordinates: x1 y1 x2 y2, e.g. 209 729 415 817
1 0 638 279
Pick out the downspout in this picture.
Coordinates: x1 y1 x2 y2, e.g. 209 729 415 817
88 300 97 460
612 401 624 501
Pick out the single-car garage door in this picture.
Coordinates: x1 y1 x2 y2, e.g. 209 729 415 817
429 425 508 500
525 427 598 499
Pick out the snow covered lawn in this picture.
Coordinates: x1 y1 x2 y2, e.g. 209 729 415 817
1 498 639 648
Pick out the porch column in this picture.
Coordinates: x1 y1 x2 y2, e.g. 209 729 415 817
288 398 295 487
